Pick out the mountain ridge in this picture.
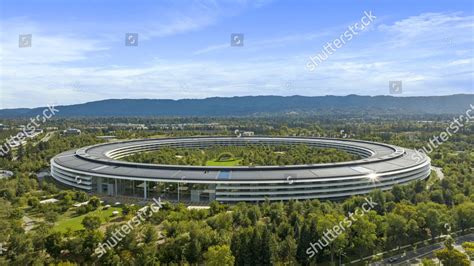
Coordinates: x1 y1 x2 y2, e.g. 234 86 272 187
1 94 473 117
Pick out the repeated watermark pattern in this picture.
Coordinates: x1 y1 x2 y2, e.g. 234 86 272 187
74 176 82 185
286 174 296 185
125 33 138 46
95 197 163 258
0 104 59 157
340 130 348 139
179 81 192 94
284 80 292 90
71 81 84 92
19 34 32 48
231 33 244 47
444 223 452 233
306 11 376 71
411 104 474 163
306 197 378 258
389 80 402 94
444 37 454 47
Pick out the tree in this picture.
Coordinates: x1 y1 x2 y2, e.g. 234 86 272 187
430 190 445 204
260 226 273 265
82 215 101 231
435 246 470 266
278 235 298 264
44 210 59 224
88 197 101 209
385 213 407 249
82 230 104 259
461 242 474 259
453 202 474 231
296 223 314 265
424 209 442 240
142 225 157 244
122 204 137 216
351 215 377 259
185 238 202 264
6 231 34 263
204 245 235 266
391 185 405 202
136 245 159 265
316 213 348 264
61 193 74 207
421 258 437 266
45 232 63 258
27 197 40 208
369 189 386 214
209 201 225 215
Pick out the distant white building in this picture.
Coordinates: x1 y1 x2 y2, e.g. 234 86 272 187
63 128 81 136
110 123 148 130
0 170 14 179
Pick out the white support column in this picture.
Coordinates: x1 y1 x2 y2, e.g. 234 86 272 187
144 181 147 200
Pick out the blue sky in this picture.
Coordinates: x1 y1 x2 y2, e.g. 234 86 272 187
0 0 473 108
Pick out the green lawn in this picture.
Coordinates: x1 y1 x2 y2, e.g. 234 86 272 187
54 206 122 233
205 159 242 166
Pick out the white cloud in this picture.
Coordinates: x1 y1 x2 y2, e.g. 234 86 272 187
0 11 473 109
193 31 332 55
378 12 473 48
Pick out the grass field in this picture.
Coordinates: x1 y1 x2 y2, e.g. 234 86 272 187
205 159 242 166
54 206 122 233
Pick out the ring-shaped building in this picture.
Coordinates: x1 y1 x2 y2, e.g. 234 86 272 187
51 137 431 203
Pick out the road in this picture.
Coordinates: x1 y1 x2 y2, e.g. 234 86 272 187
375 233 473 265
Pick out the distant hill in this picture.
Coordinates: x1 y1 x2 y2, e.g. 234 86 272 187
1 94 473 117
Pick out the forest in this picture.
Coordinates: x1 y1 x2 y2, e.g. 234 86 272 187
122 144 359 166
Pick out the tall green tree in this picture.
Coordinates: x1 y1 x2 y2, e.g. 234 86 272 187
204 245 235 266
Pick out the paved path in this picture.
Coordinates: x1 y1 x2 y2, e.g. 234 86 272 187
431 166 445 180
33 131 56 146
22 216 35 232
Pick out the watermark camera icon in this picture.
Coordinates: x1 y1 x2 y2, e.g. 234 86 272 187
444 37 454 47
444 223 451 233
389 81 402 94
70 81 84 92
286 174 296 185
231 33 244 47
19 34 32 48
125 33 138 46
179 81 190 92
340 130 348 138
